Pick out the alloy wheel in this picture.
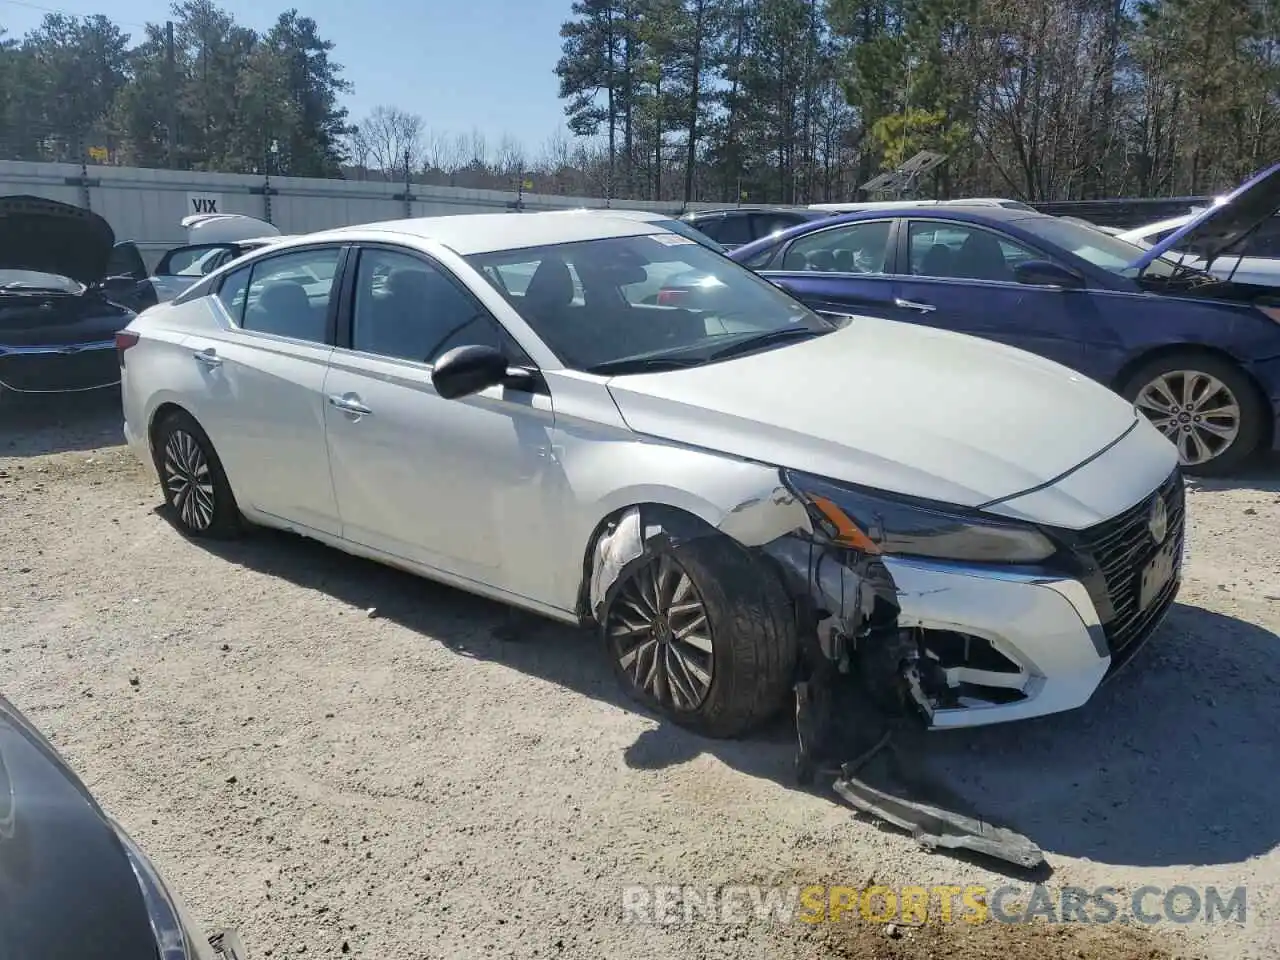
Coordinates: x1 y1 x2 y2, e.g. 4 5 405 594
1134 370 1241 467
608 555 714 712
163 429 217 531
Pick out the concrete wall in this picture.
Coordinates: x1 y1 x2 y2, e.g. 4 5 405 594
0 160 728 247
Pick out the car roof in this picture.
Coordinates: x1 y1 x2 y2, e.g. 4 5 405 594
821 204 1049 225
304 211 669 255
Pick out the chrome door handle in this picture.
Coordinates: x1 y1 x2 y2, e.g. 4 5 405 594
193 348 222 368
894 298 936 313
327 394 372 416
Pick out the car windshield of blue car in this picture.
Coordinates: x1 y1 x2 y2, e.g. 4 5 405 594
466 234 835 374
1016 217 1197 280
0 270 84 294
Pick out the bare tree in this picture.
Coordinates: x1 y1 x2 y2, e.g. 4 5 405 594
494 133 526 178
422 128 457 173
357 105 426 179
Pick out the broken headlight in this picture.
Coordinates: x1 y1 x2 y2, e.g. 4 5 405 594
782 469 1056 564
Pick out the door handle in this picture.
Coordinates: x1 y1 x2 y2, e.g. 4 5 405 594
193 348 222 368
327 394 373 416
894 298 936 313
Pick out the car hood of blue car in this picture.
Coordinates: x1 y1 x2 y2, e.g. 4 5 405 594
604 315 1148 509
1128 160 1280 272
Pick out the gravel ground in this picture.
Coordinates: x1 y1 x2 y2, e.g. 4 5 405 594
2 394 1277 960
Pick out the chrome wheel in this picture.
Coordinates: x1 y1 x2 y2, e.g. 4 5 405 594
1135 370 1241 467
608 555 714 711
163 429 216 531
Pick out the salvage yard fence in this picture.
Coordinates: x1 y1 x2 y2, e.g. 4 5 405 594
0 159 1208 252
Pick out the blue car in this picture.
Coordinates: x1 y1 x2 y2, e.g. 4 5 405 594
727 163 1280 476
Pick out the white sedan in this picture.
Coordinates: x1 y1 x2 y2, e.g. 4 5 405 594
118 211 1184 738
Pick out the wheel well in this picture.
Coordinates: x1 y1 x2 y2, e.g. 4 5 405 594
573 503 718 624
147 401 190 453
1113 344 1273 446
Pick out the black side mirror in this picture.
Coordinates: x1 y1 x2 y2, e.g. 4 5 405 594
431 344 511 400
1013 259 1085 289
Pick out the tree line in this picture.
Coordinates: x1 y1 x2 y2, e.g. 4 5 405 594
554 0 1280 204
2 0 1277 204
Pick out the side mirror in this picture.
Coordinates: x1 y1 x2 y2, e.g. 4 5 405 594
431 344 511 400
1013 259 1085 289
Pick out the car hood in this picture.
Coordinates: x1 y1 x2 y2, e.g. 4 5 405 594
604 317 1141 508
0 195 115 286
0 694 159 959
1128 160 1280 271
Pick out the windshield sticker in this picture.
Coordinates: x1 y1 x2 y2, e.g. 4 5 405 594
650 233 697 246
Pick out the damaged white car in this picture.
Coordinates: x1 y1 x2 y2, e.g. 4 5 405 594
117 211 1184 772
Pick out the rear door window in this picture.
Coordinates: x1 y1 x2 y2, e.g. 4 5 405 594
238 247 343 343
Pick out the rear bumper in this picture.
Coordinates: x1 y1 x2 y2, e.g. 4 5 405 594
0 341 119 393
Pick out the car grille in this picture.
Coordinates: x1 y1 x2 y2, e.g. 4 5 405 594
1056 467 1186 672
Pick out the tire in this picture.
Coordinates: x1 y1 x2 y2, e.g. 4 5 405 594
602 534 798 739
1120 352 1267 477
151 409 243 538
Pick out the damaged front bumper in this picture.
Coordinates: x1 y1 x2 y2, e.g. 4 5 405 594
881 556 1114 728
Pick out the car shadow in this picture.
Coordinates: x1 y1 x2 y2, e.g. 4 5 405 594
0 392 124 457
1186 451 1280 493
194 523 1278 872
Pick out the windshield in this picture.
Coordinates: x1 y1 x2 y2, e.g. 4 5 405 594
1017 217 1187 279
466 233 833 374
0 270 83 293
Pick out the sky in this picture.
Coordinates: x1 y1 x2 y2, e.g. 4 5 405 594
0 0 578 157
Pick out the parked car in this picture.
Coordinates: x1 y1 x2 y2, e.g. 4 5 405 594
728 162 1280 475
678 206 830 250
111 214 293 310
0 195 141 396
1117 211 1280 288
120 210 1183 740
0 691 245 959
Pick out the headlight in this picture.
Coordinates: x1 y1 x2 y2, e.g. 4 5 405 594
782 469 1057 564
112 819 217 960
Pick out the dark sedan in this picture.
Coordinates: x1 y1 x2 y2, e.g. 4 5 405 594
727 164 1280 475
0 195 145 398
679 206 830 250
0 692 245 959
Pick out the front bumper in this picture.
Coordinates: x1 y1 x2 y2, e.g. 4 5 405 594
884 468 1185 729
0 340 119 393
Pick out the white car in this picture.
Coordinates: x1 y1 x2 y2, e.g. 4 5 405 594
1118 212 1280 288
118 211 1183 739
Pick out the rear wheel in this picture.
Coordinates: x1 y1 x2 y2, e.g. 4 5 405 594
1121 353 1266 476
151 409 242 538
602 535 797 739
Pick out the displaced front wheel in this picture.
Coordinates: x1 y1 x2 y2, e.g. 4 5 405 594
151 409 242 539
603 536 797 739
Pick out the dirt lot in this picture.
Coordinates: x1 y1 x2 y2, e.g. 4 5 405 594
2 395 1277 960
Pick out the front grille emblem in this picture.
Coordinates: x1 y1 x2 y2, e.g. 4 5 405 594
1148 494 1169 545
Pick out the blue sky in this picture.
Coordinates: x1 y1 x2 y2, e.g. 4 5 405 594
0 0 576 156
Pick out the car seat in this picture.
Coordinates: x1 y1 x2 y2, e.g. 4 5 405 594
919 243 954 277
248 280 320 340
953 232 1013 282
